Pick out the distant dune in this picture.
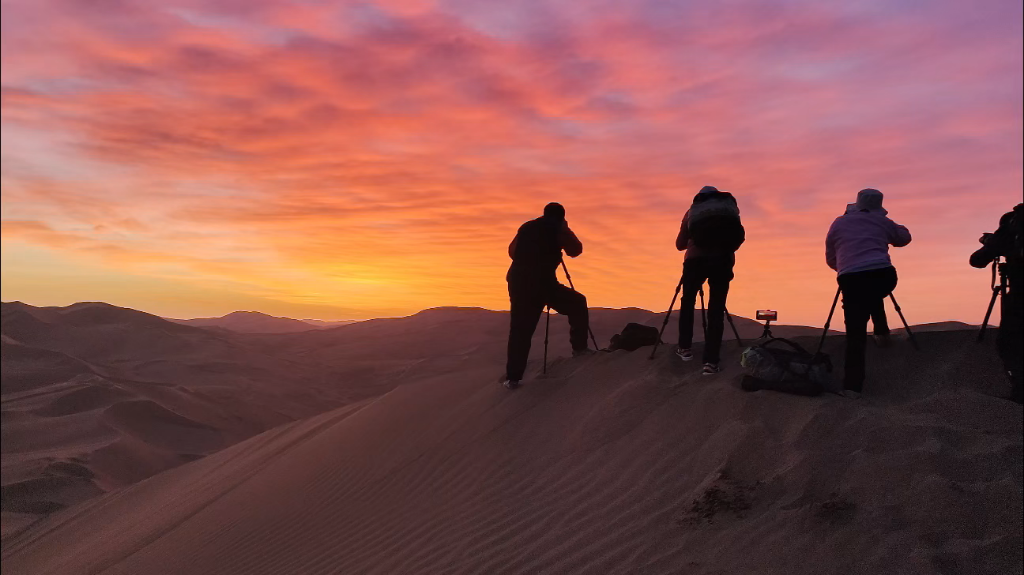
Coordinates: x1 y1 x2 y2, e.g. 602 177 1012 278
2 301 1018 574
170 310 353 333
300 318 359 329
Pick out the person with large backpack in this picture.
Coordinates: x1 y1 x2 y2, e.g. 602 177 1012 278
970 203 1023 404
674 186 746 375
825 188 912 398
502 203 594 390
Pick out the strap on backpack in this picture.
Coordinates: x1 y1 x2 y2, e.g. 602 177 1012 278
759 337 811 357
756 337 830 385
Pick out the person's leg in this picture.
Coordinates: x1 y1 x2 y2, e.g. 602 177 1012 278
505 283 544 381
869 268 895 344
839 272 871 392
677 259 706 351
870 300 890 336
703 259 735 365
547 282 589 351
879 266 898 300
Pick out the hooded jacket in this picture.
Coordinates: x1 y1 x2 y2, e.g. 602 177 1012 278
825 211 911 276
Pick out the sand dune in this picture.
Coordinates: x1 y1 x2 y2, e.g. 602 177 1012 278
171 311 344 334
2 324 1019 574
5 301 806 540
1 341 97 396
2 302 352 537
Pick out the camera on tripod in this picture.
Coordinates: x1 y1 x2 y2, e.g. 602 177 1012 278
756 310 777 339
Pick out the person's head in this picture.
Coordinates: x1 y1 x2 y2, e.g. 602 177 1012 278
999 203 1024 228
693 185 720 203
846 188 887 215
543 202 565 221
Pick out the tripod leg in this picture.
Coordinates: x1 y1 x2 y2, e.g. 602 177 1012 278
560 260 601 351
977 286 1001 343
724 308 744 347
649 275 684 360
889 293 919 351
699 286 707 341
543 306 550 374
816 286 841 356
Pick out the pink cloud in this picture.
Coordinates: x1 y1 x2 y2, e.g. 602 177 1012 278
1 0 1021 324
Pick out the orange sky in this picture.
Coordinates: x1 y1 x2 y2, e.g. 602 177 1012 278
2 0 1022 325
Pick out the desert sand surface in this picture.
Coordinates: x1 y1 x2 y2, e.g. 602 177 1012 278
3 301 807 539
2 301 1020 575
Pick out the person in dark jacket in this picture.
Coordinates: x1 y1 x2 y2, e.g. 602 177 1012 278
675 186 745 375
970 203 1023 404
825 188 912 398
502 203 593 389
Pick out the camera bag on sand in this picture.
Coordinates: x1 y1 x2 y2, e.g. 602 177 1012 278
609 323 660 351
740 338 833 396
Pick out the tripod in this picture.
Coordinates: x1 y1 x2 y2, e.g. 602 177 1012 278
649 274 742 359
542 305 551 374
560 260 602 351
977 258 1007 343
699 286 743 346
817 286 920 354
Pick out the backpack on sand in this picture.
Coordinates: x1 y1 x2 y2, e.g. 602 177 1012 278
609 323 660 351
688 192 745 252
740 338 834 396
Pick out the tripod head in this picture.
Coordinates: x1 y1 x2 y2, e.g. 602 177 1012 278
987 256 1009 297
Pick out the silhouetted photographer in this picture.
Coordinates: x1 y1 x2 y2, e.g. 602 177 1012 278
501 203 594 390
825 189 912 398
970 203 1023 404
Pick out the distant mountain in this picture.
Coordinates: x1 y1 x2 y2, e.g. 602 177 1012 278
301 318 358 329
172 310 342 334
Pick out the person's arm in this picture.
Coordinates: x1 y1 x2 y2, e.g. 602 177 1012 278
561 222 583 257
888 218 912 247
508 235 518 260
675 211 690 251
825 221 838 271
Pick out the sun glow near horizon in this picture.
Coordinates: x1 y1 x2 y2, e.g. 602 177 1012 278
2 0 1021 325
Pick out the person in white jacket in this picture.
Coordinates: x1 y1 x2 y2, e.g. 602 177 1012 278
825 189 912 397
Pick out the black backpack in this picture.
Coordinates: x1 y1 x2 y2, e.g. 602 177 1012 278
688 192 745 252
739 338 834 396
609 323 660 351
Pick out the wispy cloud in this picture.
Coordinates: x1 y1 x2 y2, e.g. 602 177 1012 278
2 0 1021 322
